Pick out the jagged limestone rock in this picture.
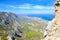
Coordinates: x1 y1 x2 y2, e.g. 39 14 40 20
0 12 22 40
43 0 60 40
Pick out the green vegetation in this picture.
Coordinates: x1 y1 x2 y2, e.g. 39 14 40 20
0 25 8 40
1 35 8 40
0 25 7 30
26 30 39 39
0 15 47 40
20 17 44 40
0 32 8 40
22 24 44 40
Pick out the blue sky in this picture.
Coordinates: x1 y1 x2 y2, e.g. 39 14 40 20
0 0 56 14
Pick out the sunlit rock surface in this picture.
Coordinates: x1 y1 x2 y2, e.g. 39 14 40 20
43 0 60 40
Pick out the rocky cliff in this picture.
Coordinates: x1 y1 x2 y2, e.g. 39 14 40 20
43 0 60 40
0 12 22 40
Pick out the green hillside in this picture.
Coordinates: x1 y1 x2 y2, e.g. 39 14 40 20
0 12 48 40
19 16 48 40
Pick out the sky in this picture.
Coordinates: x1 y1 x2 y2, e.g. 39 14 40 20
0 0 56 14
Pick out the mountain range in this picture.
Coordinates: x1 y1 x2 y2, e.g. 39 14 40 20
0 12 22 40
0 12 48 40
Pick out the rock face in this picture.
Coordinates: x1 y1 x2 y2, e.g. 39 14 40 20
43 0 60 40
0 12 22 40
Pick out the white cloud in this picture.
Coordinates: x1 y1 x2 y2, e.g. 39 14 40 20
6 3 54 14
17 9 54 14
33 5 54 9
8 4 32 9
33 5 43 9
9 4 54 10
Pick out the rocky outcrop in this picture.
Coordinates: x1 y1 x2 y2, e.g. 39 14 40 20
0 12 22 40
43 0 60 40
